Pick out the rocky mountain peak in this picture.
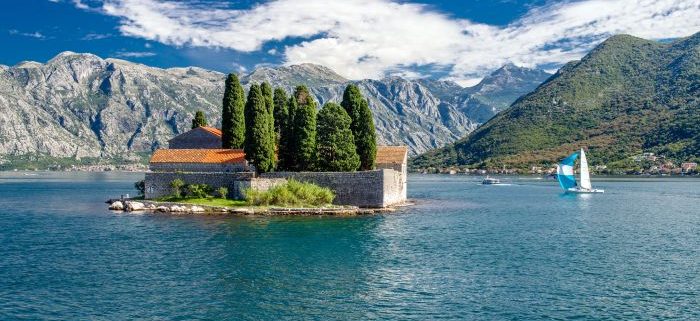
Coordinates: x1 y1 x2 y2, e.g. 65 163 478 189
244 62 347 86
0 51 552 167
13 61 43 69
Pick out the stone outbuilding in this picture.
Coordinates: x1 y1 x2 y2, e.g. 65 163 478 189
168 126 223 149
375 146 408 203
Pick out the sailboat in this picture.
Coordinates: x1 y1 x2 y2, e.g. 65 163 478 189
556 148 604 193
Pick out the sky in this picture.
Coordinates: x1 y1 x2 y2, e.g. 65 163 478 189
2 0 699 86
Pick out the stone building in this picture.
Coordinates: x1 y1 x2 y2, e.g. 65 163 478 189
168 126 222 149
145 127 409 207
150 148 250 172
375 146 408 204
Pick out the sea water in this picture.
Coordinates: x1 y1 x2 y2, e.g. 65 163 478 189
0 172 698 320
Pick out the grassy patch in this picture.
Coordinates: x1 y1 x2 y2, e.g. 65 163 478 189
244 179 335 207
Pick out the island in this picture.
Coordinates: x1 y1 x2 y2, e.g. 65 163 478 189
109 81 408 215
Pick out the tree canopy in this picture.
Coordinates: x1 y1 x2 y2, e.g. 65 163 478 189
221 73 246 148
341 84 377 170
289 85 317 171
244 83 276 173
272 87 289 139
191 110 208 129
316 103 360 171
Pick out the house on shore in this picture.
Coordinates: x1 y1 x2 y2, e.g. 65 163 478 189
144 127 408 208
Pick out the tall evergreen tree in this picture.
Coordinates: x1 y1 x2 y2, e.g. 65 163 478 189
221 73 246 148
260 82 276 157
316 103 360 172
355 99 377 170
290 85 317 171
191 110 208 129
244 84 276 173
341 84 377 170
272 87 289 139
260 82 275 115
277 95 296 171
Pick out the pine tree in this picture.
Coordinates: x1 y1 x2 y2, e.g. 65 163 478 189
290 85 317 171
191 110 208 129
272 87 288 139
221 73 245 148
244 84 276 173
341 84 377 170
316 103 360 171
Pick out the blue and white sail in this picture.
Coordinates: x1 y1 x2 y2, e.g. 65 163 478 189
557 152 579 191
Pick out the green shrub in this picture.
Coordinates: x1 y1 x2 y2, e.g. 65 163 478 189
216 187 229 199
184 184 212 198
134 179 145 196
244 179 334 207
170 178 185 198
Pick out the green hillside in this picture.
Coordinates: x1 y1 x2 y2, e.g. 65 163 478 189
412 32 700 170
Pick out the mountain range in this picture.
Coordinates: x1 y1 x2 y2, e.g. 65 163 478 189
412 32 700 170
0 52 550 167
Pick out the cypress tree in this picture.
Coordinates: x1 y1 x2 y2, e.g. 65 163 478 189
221 73 246 148
260 82 276 157
341 84 377 170
272 87 288 139
191 110 208 129
355 99 377 170
260 82 275 115
277 95 296 171
290 85 317 171
316 103 360 172
243 84 276 173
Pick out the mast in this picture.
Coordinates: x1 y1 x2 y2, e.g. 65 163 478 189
580 148 592 190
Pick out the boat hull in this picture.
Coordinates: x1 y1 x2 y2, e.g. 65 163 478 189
566 187 604 194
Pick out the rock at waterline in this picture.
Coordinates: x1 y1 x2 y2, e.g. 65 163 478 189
108 201 124 210
125 201 145 211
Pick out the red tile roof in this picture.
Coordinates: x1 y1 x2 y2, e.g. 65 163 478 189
150 149 246 164
376 146 408 165
198 126 222 137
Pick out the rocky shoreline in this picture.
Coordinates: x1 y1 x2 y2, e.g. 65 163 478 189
107 200 397 216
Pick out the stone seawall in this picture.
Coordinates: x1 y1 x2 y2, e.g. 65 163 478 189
260 169 403 208
144 172 254 199
145 169 406 208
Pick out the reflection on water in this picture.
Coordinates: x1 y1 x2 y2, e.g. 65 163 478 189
0 172 699 320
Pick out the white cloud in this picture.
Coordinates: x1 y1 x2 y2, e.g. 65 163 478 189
81 32 112 40
72 0 90 10
93 0 700 82
114 51 156 58
9 29 47 39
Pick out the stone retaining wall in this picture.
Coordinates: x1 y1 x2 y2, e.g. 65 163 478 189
144 172 254 199
144 169 406 208
260 169 404 208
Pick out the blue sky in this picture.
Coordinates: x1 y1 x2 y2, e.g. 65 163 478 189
2 0 699 85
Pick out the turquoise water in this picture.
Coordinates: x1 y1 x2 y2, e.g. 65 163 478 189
0 172 698 320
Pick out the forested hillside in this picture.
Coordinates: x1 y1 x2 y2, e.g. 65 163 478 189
412 32 700 170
